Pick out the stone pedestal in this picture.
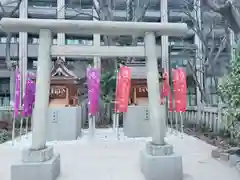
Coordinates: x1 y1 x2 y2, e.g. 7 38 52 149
47 107 81 141
123 106 151 137
11 146 61 180
140 142 183 180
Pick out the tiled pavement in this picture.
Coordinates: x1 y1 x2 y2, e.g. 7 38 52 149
0 128 239 180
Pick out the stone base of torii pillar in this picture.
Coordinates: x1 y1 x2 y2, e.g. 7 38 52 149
11 147 60 180
140 142 183 180
139 32 183 180
11 29 61 180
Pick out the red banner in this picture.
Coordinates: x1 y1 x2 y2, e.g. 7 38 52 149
173 68 187 112
163 72 170 97
160 71 170 104
169 92 173 112
115 66 132 112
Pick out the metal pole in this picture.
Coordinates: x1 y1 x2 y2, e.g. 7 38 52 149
168 45 172 133
113 112 116 131
92 115 95 137
88 113 93 138
180 112 184 139
161 0 169 133
11 113 16 146
170 111 173 132
114 69 119 132
31 29 52 150
19 117 24 140
116 112 120 140
25 117 29 139
175 111 179 134
145 32 166 145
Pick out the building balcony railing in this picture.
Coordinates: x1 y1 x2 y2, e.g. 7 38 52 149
0 4 191 21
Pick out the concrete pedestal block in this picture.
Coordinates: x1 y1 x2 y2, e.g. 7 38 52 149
47 107 81 141
11 146 61 180
123 106 151 137
140 142 183 180
229 154 240 166
22 146 54 162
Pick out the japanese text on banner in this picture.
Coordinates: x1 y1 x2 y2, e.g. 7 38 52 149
87 68 101 115
115 66 131 113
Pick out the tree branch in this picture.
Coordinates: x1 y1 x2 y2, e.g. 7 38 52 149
0 0 22 70
0 2 5 14
207 35 227 72
136 0 150 22
68 11 100 20
93 0 100 16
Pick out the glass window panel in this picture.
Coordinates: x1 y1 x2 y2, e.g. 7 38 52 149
1 37 7 43
53 38 57 44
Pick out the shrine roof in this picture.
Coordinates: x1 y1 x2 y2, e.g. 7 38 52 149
51 58 79 79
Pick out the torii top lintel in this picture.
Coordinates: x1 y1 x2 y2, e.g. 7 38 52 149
0 18 189 37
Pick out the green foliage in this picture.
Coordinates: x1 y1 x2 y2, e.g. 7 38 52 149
0 129 8 143
218 54 240 140
101 69 118 103
219 56 240 107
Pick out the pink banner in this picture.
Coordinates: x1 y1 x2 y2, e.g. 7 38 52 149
160 71 170 104
114 66 131 113
14 68 21 118
22 73 31 117
87 68 100 115
173 68 187 112
163 71 170 97
28 79 36 116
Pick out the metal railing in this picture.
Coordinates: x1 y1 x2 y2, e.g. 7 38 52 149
0 103 230 134
184 105 227 132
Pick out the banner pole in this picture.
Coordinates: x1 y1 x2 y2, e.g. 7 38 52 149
170 111 173 133
165 96 169 132
25 116 29 139
114 68 119 131
180 111 184 139
174 111 178 134
113 111 117 132
88 113 92 138
11 113 16 146
92 115 95 137
116 112 120 140
172 69 178 135
19 116 24 140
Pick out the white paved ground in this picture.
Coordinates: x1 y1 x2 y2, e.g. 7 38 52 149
0 128 239 180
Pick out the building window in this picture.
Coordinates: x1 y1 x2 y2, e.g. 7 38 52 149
29 57 56 69
65 35 93 45
66 0 93 9
0 78 10 106
0 34 19 44
29 0 57 7
28 34 57 44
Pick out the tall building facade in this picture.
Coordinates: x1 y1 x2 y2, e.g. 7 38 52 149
0 0 230 106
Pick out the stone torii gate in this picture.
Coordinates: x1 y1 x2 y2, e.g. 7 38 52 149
0 18 188 180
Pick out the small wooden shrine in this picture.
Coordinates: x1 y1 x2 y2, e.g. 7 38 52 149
128 63 164 105
49 58 86 107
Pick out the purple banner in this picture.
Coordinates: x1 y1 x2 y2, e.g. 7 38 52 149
22 73 36 117
87 68 100 115
22 73 31 117
27 79 36 116
14 68 21 118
